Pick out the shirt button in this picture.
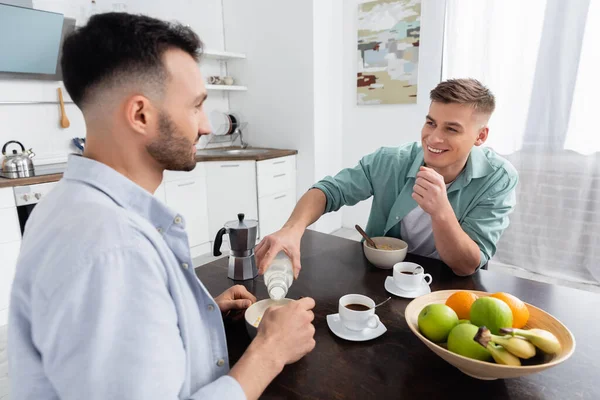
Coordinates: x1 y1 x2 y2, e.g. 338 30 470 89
396 216 400 220
217 359 225 367
174 216 182 224
207 304 215 312
181 262 189 269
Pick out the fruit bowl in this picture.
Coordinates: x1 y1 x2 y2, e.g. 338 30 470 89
362 237 408 269
405 290 576 380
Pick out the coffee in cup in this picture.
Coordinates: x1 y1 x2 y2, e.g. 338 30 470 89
392 262 432 291
338 294 380 331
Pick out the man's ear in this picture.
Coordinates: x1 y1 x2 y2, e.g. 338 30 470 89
475 126 489 146
125 95 156 137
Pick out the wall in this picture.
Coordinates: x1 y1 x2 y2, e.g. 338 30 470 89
340 0 447 229
223 0 316 198
312 0 344 233
0 0 230 164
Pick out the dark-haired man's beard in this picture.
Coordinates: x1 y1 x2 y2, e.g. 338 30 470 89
146 112 197 172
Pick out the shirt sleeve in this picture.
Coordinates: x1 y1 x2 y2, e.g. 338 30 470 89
460 169 519 269
31 240 246 400
312 149 380 213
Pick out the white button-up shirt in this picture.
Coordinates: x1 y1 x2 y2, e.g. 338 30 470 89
8 155 245 400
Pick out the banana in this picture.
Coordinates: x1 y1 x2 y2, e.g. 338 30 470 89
474 327 521 365
500 328 562 355
488 343 521 366
489 334 536 359
474 326 536 359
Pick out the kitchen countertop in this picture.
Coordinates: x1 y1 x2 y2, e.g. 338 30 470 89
194 147 297 162
0 147 298 189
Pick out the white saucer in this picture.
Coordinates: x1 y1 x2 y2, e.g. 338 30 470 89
326 313 387 342
384 276 431 299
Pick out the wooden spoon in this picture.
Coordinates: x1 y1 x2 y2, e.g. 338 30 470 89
57 87 70 128
355 224 378 249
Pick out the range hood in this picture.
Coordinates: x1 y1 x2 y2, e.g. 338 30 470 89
0 3 73 80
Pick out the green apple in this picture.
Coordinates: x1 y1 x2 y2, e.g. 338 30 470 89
458 319 471 324
418 304 459 343
470 297 513 335
447 323 492 361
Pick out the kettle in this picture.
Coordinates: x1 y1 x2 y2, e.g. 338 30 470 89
1 141 35 179
214 213 259 281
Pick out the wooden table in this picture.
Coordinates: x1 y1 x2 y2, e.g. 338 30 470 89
195 230 599 400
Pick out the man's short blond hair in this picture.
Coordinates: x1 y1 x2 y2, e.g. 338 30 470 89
430 78 495 115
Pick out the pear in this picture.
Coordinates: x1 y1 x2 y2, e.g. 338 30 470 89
500 328 562 355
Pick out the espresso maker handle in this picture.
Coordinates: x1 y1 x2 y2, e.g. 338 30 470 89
213 227 227 256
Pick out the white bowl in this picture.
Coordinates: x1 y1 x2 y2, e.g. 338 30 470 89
244 298 294 338
362 237 408 269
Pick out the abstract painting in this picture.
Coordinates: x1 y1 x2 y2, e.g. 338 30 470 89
357 0 421 105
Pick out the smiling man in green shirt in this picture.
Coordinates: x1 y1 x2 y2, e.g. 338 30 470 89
256 78 518 276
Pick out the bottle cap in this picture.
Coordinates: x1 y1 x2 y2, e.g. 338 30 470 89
269 286 287 300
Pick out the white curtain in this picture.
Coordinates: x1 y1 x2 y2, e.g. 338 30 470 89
444 0 600 286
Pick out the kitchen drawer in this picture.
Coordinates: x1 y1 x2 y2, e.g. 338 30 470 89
0 187 15 209
257 169 295 198
258 189 296 238
0 207 20 244
163 162 206 183
257 155 295 177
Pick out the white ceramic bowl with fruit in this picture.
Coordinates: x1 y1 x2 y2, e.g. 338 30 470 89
362 237 408 269
244 298 294 338
405 290 576 380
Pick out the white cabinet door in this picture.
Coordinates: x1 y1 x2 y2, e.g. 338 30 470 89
258 189 296 238
0 240 20 323
205 161 258 243
165 177 210 249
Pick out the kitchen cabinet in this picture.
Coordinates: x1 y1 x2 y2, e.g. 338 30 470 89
205 161 258 251
256 155 297 237
163 165 210 258
0 187 20 325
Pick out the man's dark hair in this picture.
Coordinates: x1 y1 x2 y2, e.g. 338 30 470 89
61 12 203 108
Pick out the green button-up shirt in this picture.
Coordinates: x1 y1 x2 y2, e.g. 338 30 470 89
313 142 518 268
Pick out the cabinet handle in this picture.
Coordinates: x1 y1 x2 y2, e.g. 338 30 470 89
221 164 240 168
274 194 287 200
177 181 196 187
273 173 286 178
273 160 286 165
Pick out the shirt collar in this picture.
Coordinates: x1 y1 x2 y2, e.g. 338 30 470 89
63 154 176 231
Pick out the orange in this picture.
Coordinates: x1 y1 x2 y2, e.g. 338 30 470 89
445 291 479 320
490 292 530 329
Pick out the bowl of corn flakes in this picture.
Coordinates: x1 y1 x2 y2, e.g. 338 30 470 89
244 298 294 338
363 237 408 269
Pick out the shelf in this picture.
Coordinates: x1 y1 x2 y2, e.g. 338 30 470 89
203 50 246 60
206 84 248 91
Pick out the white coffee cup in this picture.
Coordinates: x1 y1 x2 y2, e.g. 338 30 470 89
338 294 380 331
392 262 432 291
